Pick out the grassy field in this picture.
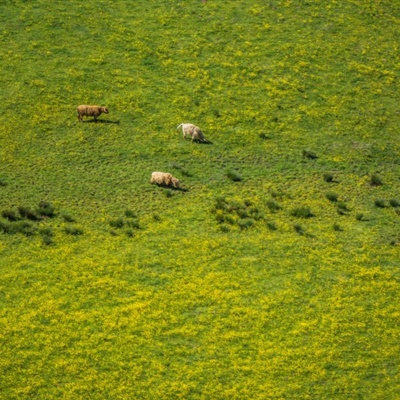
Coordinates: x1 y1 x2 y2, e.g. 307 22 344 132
1 0 399 398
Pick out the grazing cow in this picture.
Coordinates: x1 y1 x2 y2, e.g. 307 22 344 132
77 105 109 122
176 123 208 143
150 172 180 188
177 123 196 139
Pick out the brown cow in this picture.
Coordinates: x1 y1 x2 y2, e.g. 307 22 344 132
77 105 109 122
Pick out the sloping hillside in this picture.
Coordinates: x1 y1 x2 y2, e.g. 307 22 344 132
0 0 399 398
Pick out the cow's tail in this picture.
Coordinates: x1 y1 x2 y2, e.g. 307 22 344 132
176 123 183 132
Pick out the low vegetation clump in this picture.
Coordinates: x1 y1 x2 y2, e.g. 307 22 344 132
213 196 263 230
302 149 318 160
370 174 384 186
226 169 243 182
291 206 314 219
323 173 334 183
326 192 338 203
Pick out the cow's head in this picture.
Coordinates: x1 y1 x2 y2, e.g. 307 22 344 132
101 107 109 114
172 178 180 188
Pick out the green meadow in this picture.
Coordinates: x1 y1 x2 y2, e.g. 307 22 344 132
1 0 399 398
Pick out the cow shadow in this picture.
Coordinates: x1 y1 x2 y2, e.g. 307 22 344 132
82 119 120 125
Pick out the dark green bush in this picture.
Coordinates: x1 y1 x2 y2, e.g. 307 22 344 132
333 223 343 231
14 221 37 236
302 149 318 160
37 201 55 218
109 218 124 228
266 200 282 213
370 174 383 186
326 192 338 202
125 209 137 218
266 221 277 231
356 213 365 221
323 173 334 183
42 235 54 246
238 218 254 230
337 202 351 212
219 224 230 233
1 209 19 221
18 206 40 221
226 169 242 182
291 207 313 218
389 199 400 207
294 224 304 235
64 226 84 236
61 213 75 223
127 220 140 230
374 199 387 208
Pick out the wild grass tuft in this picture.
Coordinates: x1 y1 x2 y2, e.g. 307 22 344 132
374 199 387 208
326 192 338 203
1 209 20 221
266 200 282 213
64 226 84 236
370 174 383 186
323 173 334 183
18 206 40 221
226 169 243 182
302 149 318 160
389 199 400 208
291 206 313 219
36 201 55 218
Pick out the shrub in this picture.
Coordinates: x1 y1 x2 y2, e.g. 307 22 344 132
1 209 19 221
238 218 254 230
337 201 350 212
39 227 53 237
389 199 400 207
370 174 383 186
333 223 343 231
0 179 7 187
37 201 55 218
109 218 124 228
14 221 36 236
374 199 387 208
125 209 137 218
18 206 40 221
294 224 304 235
291 206 313 218
164 189 173 197
323 173 334 183
42 235 54 246
153 214 161 222
219 224 230 233
356 213 365 221
326 192 338 202
266 200 282 213
64 226 84 236
61 213 75 223
249 206 264 220
266 221 277 231
126 229 135 237
226 169 242 182
302 149 318 160
127 219 140 230
259 132 270 140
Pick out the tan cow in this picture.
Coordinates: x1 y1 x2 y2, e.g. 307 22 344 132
77 105 109 122
150 172 180 188
176 123 208 143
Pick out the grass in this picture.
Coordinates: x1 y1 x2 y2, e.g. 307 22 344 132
1 0 400 398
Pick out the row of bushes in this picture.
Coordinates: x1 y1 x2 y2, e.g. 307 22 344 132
0 202 81 245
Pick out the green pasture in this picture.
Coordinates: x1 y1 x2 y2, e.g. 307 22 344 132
1 0 399 398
